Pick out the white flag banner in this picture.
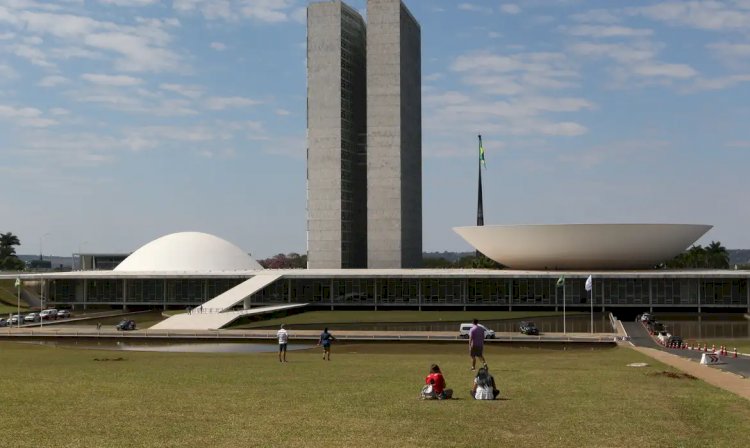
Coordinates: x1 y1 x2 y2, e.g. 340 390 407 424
14 277 21 288
585 275 593 292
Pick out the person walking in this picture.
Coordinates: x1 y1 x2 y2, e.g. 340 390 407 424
318 327 336 360
277 324 289 363
468 318 487 371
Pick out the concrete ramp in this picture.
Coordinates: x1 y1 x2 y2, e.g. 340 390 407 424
150 303 307 331
150 273 296 330
199 273 284 311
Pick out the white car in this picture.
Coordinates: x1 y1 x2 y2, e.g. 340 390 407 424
39 309 58 320
10 314 24 325
459 323 496 339
24 313 40 323
57 310 71 318
657 330 672 345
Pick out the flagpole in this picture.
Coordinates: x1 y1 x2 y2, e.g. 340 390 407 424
590 279 594 334
16 279 20 329
563 282 566 334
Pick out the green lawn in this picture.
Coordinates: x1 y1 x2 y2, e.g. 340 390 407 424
1 342 748 447
232 310 581 329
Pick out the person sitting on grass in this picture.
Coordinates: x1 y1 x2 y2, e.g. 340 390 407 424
424 364 453 399
471 365 499 400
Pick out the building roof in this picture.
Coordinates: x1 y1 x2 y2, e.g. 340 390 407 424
113 232 263 273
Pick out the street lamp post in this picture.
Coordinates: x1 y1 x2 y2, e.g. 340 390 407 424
39 232 51 265
77 241 88 270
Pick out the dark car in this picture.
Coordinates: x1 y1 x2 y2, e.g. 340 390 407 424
519 321 539 335
668 336 683 348
115 320 136 331
0 318 7 327
647 321 664 334
57 310 71 319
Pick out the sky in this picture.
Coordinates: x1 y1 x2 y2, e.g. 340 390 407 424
1 0 749 259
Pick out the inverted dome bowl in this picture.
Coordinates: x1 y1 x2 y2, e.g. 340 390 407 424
453 224 712 270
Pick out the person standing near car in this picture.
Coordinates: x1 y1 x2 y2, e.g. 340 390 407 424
277 324 289 363
469 319 487 371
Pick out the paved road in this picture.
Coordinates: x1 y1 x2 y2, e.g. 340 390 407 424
623 321 750 378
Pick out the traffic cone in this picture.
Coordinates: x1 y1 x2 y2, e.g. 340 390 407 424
733 348 738 359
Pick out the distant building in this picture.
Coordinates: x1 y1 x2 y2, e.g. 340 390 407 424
307 0 368 269
76 253 130 271
307 0 422 269
366 0 422 269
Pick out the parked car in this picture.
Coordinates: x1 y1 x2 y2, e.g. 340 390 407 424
639 313 653 323
0 318 7 327
647 321 664 334
519 321 539 335
39 309 58 320
57 310 71 319
657 330 672 345
668 335 683 347
10 314 24 325
24 313 40 323
458 323 495 339
115 320 136 331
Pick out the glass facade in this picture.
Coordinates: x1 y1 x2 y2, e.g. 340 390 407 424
47 275 749 310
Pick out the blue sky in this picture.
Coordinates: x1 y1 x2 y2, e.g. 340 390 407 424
1 0 749 258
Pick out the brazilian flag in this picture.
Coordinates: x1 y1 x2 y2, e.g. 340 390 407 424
479 135 486 168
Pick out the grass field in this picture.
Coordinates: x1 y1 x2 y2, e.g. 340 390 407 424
232 310 581 329
1 342 749 447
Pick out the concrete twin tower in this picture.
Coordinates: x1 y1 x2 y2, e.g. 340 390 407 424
307 0 422 269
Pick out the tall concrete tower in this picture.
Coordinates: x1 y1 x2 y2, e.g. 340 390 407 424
306 1 368 269
366 0 422 268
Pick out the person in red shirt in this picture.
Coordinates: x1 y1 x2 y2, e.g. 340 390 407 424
424 364 453 399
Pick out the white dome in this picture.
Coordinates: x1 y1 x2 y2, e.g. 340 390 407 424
115 232 263 272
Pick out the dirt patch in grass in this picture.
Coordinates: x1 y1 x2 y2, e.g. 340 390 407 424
650 371 698 380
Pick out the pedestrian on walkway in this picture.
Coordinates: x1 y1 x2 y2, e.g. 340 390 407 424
469 319 487 371
96 322 102 331
277 324 289 362
318 327 336 360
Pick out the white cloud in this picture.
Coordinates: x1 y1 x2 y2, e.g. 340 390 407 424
174 0 298 23
0 6 183 73
98 0 159 6
38 75 68 87
159 83 203 98
210 41 226 51
205 96 261 110
571 9 621 24
563 25 653 38
49 107 70 115
690 74 750 90
81 73 143 86
0 104 57 127
726 140 750 148
630 1 750 31
500 4 522 15
570 41 697 81
274 108 290 116
458 3 493 14
0 63 18 79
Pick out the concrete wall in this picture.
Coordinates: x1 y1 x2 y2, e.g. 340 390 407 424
366 0 422 268
307 1 367 268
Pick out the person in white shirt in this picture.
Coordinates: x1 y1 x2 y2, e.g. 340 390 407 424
277 324 289 363
471 366 499 400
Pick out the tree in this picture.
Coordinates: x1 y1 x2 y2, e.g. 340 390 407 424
258 253 307 269
705 241 730 269
664 241 729 269
0 232 24 271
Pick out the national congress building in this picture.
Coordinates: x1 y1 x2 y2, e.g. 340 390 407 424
307 0 422 269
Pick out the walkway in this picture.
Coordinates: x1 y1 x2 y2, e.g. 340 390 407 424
149 303 307 331
622 320 750 400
